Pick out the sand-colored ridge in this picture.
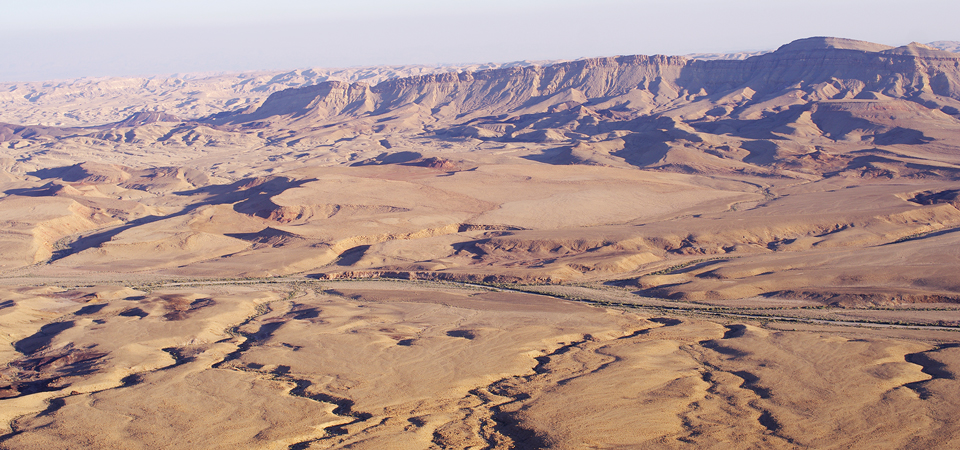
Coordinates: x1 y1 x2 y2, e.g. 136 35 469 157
0 278 958 448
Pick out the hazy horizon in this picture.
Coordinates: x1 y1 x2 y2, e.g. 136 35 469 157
3 0 959 82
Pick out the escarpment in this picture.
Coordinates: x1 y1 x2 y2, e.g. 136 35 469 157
215 37 960 129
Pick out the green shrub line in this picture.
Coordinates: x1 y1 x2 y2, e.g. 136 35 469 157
644 257 733 277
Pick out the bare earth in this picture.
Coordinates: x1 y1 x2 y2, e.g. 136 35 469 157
1 37 960 449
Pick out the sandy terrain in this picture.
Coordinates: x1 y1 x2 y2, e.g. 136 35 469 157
1 36 960 448
0 280 956 449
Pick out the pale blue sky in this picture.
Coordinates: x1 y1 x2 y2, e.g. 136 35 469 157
2 0 957 82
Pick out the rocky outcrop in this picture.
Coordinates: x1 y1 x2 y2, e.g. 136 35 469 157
217 37 960 128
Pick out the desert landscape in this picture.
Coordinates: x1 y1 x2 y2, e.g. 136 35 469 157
1 36 960 448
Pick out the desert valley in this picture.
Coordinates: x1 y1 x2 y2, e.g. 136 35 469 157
1 37 960 448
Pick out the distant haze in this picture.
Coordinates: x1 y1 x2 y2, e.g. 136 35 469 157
3 0 959 82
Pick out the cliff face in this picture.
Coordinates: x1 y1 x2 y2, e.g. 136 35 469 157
3 36 960 182
226 37 960 128
221 54 689 124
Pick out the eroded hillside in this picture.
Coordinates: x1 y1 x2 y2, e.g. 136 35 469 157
1 37 960 302
1 37 960 449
